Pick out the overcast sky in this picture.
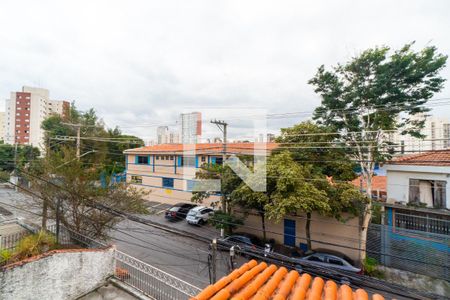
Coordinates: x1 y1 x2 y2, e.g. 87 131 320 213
1 0 449 141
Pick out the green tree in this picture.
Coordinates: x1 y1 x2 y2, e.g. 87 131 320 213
42 104 143 176
26 147 149 238
0 142 40 173
309 43 447 261
276 121 356 181
192 163 243 234
262 152 330 251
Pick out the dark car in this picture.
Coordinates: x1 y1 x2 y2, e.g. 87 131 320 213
217 233 266 254
296 251 361 273
165 203 197 221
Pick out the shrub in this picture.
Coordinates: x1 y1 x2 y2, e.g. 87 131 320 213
0 249 12 265
209 211 243 235
363 257 384 279
14 231 57 259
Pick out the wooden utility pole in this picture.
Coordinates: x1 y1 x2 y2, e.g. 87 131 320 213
62 123 82 160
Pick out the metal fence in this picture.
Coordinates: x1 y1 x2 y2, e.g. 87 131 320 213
394 212 450 235
367 223 450 281
0 230 30 250
115 250 201 300
46 224 201 300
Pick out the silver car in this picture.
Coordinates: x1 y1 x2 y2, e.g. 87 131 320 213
298 252 361 273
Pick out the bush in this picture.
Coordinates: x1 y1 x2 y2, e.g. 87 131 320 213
363 257 384 279
0 249 12 265
14 231 57 259
209 211 243 235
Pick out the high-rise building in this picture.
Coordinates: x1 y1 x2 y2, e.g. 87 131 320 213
156 125 180 144
4 86 70 148
179 112 201 144
0 112 5 141
390 114 450 154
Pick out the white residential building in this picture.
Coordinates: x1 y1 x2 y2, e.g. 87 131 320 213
0 112 5 141
385 150 450 209
390 114 450 154
4 86 69 148
156 126 180 144
179 112 201 144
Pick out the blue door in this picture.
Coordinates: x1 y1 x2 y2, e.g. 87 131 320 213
284 219 296 246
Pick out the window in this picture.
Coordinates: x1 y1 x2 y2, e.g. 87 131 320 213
137 156 149 164
307 255 323 262
215 157 223 165
169 156 174 160
327 258 344 266
162 177 174 188
409 179 447 209
181 156 196 167
156 156 160 160
131 175 142 184
201 156 206 162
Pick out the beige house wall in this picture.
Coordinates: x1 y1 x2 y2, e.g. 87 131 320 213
234 209 361 263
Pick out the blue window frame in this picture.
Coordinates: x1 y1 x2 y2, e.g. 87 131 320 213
162 177 174 188
136 156 149 164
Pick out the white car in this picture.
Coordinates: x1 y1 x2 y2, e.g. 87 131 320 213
186 206 214 225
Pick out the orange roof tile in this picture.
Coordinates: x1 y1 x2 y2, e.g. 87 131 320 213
124 143 279 155
351 176 386 192
388 149 450 167
191 260 385 300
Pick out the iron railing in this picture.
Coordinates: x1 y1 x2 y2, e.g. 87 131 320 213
394 212 450 235
46 224 201 300
0 230 30 250
115 250 201 300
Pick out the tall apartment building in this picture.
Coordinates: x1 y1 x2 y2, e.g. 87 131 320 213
390 114 450 154
179 112 201 144
0 112 5 141
156 126 180 144
4 86 69 148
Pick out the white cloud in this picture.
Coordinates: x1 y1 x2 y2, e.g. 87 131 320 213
0 0 449 139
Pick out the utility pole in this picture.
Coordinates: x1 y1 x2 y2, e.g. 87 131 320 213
210 120 228 224
210 119 228 159
211 239 217 283
13 143 18 191
62 123 82 160
76 125 81 160
55 197 61 244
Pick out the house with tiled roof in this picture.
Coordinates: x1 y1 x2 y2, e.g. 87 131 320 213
190 260 385 300
123 143 278 205
385 149 450 209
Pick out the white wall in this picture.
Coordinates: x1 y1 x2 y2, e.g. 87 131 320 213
0 247 115 300
386 164 450 208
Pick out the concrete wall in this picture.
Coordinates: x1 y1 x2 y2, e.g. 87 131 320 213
235 210 361 263
0 247 115 300
386 164 450 208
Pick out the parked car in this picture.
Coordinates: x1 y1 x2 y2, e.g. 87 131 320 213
296 251 361 273
217 233 272 256
165 203 197 221
186 206 214 225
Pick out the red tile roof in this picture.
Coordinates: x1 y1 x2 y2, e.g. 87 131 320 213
388 150 450 167
351 176 386 192
191 260 384 300
124 143 279 155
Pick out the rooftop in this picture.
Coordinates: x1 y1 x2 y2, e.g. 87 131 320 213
387 149 450 167
190 260 384 300
124 142 279 155
351 175 386 192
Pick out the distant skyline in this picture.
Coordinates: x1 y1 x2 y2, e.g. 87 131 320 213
1 0 449 140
